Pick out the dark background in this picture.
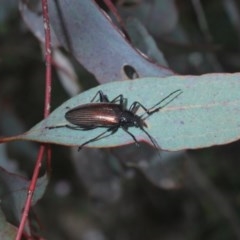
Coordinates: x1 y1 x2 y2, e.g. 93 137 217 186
1 0 240 239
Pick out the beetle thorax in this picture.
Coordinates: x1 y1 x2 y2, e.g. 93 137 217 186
120 111 143 128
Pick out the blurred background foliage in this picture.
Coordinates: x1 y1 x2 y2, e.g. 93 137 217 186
1 0 240 239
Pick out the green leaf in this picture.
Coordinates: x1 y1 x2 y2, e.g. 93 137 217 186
2 73 240 151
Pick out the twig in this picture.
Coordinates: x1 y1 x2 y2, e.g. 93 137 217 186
16 0 52 238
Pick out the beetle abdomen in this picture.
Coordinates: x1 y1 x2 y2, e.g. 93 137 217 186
65 103 122 128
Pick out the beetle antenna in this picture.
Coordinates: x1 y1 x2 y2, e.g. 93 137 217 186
142 89 183 120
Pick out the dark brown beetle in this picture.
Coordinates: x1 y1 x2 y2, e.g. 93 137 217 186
49 89 183 150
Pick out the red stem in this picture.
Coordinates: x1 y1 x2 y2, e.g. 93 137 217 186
42 0 52 118
16 146 45 240
103 0 124 27
16 0 52 239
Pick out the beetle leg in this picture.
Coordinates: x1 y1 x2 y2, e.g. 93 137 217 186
110 94 124 104
121 127 140 147
46 124 67 129
78 126 118 150
111 94 128 109
91 91 127 108
140 126 160 149
129 101 147 114
47 124 86 130
91 90 110 103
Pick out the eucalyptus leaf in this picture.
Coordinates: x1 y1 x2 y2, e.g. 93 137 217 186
48 0 173 83
10 73 240 151
0 168 48 225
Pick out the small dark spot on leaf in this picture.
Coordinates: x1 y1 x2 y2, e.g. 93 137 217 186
123 65 139 79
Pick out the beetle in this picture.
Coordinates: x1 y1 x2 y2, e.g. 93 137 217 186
48 89 183 150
